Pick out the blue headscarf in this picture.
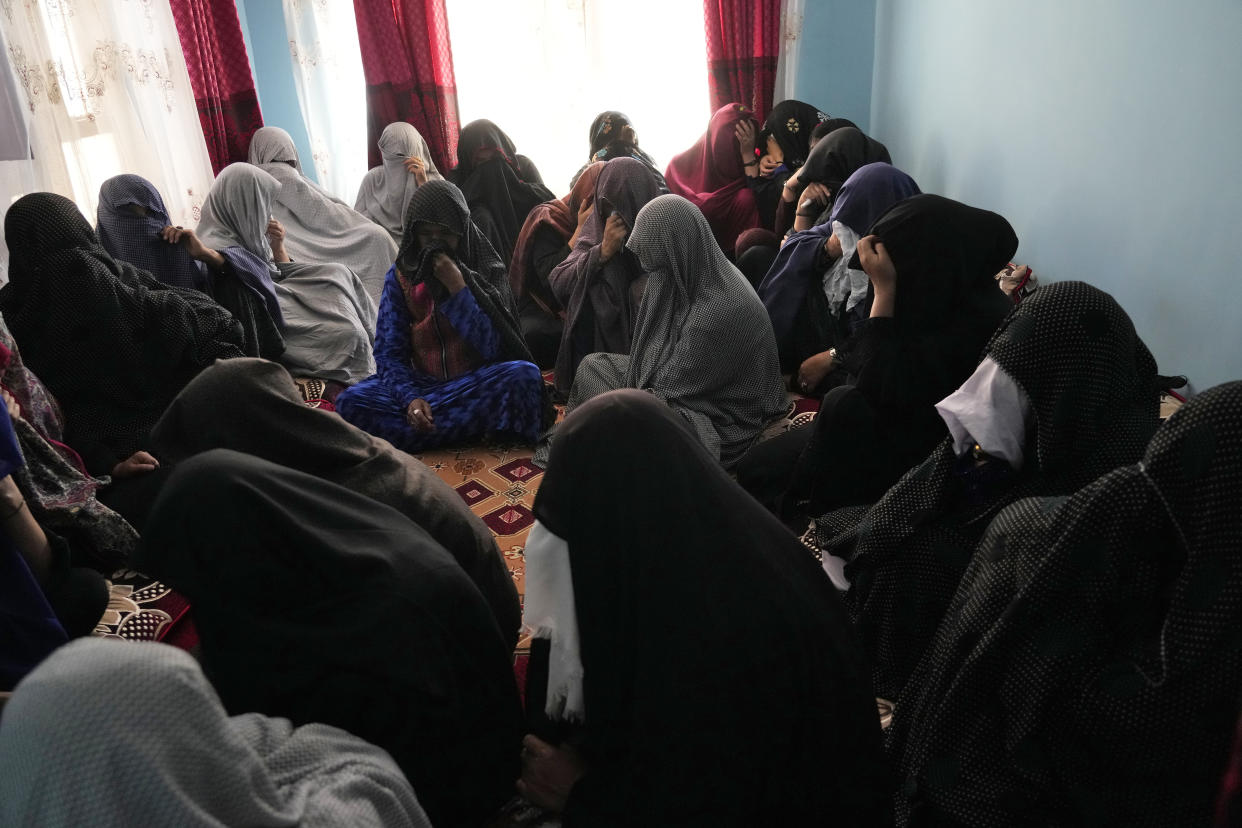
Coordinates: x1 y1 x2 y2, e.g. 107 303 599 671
759 163 920 345
96 174 207 292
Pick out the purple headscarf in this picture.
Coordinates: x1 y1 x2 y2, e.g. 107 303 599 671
96 175 207 292
759 163 920 345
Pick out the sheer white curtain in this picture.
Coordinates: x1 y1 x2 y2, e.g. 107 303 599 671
0 0 214 239
282 0 367 201
446 0 710 195
774 0 806 102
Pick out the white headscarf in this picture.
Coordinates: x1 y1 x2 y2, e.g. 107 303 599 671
196 162 281 273
249 126 398 304
0 639 431 827
935 356 1034 470
354 122 443 244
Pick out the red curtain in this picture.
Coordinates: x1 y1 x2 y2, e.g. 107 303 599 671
352 0 460 174
169 0 264 175
702 0 781 119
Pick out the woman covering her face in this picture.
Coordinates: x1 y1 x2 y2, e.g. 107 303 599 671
195 163 378 386
249 126 398 305
355 121 443 246
546 157 664 396
336 180 548 452
539 194 785 469
566 110 667 191
449 119 555 267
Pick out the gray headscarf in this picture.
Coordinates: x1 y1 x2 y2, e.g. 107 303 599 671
0 638 431 827
249 127 398 305
355 122 443 245
195 162 281 273
563 194 786 467
196 162 378 384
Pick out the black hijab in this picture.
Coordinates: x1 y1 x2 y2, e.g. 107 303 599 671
138 449 524 828
147 357 522 646
761 99 830 170
450 120 554 265
887 381 1242 827
799 125 891 193
531 389 891 826
0 193 245 470
823 281 1161 702
397 179 535 365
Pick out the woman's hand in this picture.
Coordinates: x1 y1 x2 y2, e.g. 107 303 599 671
112 451 160 479
431 253 466 294
1 388 20 421
797 350 838 394
404 155 428 187
569 198 593 249
734 119 758 177
823 233 843 260
517 734 587 813
800 182 832 208
599 213 628 262
161 225 225 270
267 219 291 263
759 154 782 176
405 398 434 432
793 183 833 231
782 168 804 202
857 235 897 317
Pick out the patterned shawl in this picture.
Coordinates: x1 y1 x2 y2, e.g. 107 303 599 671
0 639 432 826
887 380 1242 827
663 103 762 256
823 281 1161 702
354 122 443 246
0 193 246 470
761 99 831 171
0 314 138 570
249 126 398 305
96 174 207 291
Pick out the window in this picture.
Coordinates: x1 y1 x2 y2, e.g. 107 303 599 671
445 0 709 192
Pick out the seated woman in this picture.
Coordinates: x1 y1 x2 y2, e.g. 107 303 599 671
547 157 664 396
0 406 102 691
147 357 521 647
507 161 605 369
249 126 398 305
96 173 284 359
0 193 245 477
0 639 432 827
759 162 921 378
775 125 891 239
886 380 1242 827
196 163 378 386
663 103 762 257
138 450 524 828
355 121 443 246
449 119 555 266
567 110 666 190
820 281 1160 703
547 195 785 469
517 390 891 825
336 180 546 453
737 194 1016 517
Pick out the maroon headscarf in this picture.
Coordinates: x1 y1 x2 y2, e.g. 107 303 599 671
508 161 605 307
663 103 761 256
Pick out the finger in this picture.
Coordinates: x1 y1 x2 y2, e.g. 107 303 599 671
522 734 550 755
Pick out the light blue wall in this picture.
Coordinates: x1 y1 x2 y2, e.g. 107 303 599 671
234 0 319 185
869 0 1242 390
793 0 875 130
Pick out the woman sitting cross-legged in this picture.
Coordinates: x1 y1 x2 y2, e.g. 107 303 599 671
336 180 548 452
539 194 785 469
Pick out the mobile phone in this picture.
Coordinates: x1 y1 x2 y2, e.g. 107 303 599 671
597 196 616 222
